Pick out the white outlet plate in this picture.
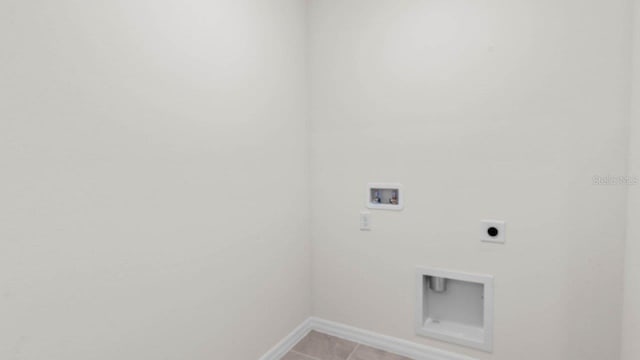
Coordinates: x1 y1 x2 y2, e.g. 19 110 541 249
480 220 505 243
360 211 372 231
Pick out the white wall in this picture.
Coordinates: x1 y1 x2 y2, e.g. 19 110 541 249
2 1 636 359
622 0 640 359
0 1 310 359
308 1 631 359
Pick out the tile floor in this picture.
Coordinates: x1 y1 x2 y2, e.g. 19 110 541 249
281 331 413 360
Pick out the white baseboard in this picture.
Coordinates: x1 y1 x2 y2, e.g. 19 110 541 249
258 318 313 360
260 317 478 360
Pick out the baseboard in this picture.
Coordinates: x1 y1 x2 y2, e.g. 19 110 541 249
260 317 478 360
258 318 313 360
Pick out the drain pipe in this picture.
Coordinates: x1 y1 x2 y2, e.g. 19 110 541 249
429 277 447 293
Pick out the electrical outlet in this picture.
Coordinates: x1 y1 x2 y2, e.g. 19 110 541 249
481 220 505 243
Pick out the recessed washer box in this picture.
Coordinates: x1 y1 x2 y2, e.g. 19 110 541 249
366 183 403 210
416 267 494 352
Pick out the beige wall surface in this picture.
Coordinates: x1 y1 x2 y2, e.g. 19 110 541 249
308 1 631 359
0 1 311 359
622 0 640 359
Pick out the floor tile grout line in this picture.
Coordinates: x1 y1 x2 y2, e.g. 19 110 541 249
345 343 360 360
289 349 322 360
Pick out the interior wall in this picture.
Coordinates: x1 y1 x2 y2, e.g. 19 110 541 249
308 0 631 359
0 1 310 359
622 0 640 358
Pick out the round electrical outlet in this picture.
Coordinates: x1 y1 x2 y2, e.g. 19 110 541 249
487 227 499 237
481 220 506 243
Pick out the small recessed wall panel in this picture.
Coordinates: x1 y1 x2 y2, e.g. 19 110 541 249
367 183 403 210
416 267 494 352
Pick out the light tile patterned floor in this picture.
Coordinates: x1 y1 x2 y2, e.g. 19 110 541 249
282 331 413 360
